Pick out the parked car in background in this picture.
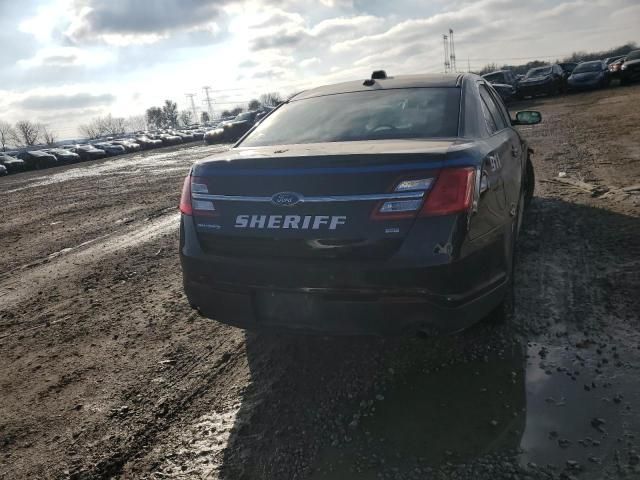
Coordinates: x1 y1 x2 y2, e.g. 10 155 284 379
490 83 517 103
518 65 565 97
44 148 81 165
0 153 26 173
482 69 519 93
0 163 7 176
112 139 141 153
17 150 58 169
567 61 610 91
558 62 578 84
72 144 107 161
621 50 640 85
609 57 626 79
94 142 127 156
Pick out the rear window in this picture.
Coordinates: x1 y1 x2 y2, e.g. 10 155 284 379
483 72 504 84
239 88 460 147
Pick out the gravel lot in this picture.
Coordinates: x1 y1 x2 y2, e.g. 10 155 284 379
1 85 639 480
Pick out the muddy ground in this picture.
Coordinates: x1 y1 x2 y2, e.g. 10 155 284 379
1 85 639 480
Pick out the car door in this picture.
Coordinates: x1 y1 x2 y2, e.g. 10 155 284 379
479 83 523 224
468 83 512 240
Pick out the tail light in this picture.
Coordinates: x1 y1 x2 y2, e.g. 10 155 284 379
421 167 475 216
371 177 435 220
371 168 476 220
179 175 217 216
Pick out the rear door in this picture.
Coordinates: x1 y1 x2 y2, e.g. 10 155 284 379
482 83 524 216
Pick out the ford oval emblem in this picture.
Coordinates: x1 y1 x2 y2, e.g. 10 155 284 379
271 191 302 207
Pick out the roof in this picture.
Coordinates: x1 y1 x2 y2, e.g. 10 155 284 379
292 73 467 101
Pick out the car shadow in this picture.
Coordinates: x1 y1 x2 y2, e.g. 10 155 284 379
218 196 640 479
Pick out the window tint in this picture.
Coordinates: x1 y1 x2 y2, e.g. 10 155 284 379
486 86 511 127
240 88 461 147
479 84 507 132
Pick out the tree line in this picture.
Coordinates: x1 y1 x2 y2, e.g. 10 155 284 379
0 90 286 149
0 120 58 151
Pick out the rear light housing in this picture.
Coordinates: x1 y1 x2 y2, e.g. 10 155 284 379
371 177 434 220
421 167 475 216
179 175 217 216
371 168 476 220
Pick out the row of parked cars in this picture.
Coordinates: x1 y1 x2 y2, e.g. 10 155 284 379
483 49 640 102
203 107 275 145
0 128 207 176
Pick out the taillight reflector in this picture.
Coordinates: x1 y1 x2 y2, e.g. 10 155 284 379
421 167 475 216
179 175 192 215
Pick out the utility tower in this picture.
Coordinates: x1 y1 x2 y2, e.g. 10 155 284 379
449 29 457 73
202 86 214 119
185 93 198 123
443 34 450 73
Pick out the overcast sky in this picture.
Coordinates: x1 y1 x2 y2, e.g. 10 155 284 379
0 0 637 138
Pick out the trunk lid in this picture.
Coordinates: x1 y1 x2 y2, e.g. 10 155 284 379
190 140 469 260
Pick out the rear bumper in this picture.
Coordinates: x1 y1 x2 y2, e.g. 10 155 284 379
183 273 506 335
180 215 508 335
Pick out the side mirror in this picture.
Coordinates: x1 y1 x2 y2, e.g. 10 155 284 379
512 110 542 126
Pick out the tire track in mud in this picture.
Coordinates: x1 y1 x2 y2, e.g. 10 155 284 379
69 338 246 479
0 212 179 337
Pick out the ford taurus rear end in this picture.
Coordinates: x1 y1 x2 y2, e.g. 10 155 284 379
180 73 533 334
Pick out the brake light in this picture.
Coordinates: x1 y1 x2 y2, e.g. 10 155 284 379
179 175 192 215
420 167 475 216
179 175 217 216
370 177 434 220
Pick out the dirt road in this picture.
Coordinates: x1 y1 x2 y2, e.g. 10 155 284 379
1 85 639 480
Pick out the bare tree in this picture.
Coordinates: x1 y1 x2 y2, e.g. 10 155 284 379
200 111 210 124
125 115 147 133
41 125 57 145
248 99 261 110
78 114 126 140
0 120 16 151
259 92 283 107
15 120 40 146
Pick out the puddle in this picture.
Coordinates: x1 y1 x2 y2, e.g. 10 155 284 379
308 336 634 479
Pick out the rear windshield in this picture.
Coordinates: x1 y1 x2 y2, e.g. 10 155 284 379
483 72 504 83
573 62 602 73
239 88 460 147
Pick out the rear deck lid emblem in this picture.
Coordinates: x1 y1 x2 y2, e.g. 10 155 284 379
271 192 302 207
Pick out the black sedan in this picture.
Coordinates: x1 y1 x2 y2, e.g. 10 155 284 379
621 49 640 85
44 148 81 165
518 65 565 97
17 150 58 169
180 72 541 335
0 153 26 173
567 61 610 91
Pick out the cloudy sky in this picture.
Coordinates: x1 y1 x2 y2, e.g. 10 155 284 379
0 0 637 138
